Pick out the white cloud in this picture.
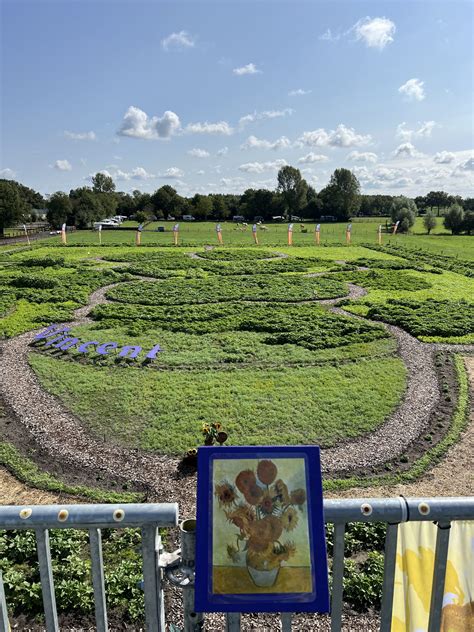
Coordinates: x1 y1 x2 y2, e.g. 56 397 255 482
347 151 378 163
185 121 233 135
64 130 96 141
353 17 396 50
118 106 181 140
241 135 291 151
319 28 341 42
398 78 425 101
238 159 287 173
196 170 205 175
393 142 421 158
233 63 261 75
54 159 72 171
298 152 329 164
115 167 156 181
160 167 184 179
288 88 311 96
239 108 293 127
0 168 16 178
433 151 456 164
297 124 371 148
161 31 195 51
396 121 436 141
217 147 228 156
188 148 210 158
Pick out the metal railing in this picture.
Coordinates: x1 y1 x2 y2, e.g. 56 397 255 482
0 497 472 632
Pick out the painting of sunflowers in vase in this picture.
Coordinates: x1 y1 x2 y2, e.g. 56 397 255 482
212 457 313 595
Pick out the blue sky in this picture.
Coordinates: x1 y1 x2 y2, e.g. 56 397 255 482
1 0 473 197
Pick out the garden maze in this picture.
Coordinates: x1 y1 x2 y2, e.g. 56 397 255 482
0 242 473 500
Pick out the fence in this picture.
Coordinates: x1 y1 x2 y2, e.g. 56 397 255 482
0 496 472 632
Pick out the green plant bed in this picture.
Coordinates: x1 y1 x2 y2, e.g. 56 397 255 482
367 298 474 340
329 269 432 292
29 353 406 455
106 274 348 305
90 301 389 351
0 527 146 622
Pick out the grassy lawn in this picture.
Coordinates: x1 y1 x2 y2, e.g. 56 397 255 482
29 353 406 455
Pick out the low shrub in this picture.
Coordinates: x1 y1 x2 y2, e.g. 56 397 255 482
106 275 348 306
367 298 474 338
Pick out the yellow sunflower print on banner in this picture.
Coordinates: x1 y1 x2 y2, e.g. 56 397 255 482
391 520 473 631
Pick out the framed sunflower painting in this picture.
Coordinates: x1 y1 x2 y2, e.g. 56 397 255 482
195 445 329 613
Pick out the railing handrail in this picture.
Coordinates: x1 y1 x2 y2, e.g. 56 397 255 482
0 502 179 530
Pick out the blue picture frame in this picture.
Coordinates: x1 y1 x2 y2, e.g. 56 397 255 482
195 445 329 613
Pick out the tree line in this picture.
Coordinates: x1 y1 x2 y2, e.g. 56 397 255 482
1 167 473 237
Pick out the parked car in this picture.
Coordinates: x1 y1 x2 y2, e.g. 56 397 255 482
320 215 336 222
272 216 285 222
254 216 264 222
290 215 302 221
233 215 245 222
182 215 195 221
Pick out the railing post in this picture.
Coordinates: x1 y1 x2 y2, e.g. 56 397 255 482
180 519 204 632
428 521 451 632
89 528 108 632
225 612 241 630
0 571 9 632
379 523 399 631
142 525 165 632
35 528 59 632
330 523 345 632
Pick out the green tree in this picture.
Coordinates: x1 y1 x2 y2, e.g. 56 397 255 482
277 166 308 218
423 210 437 234
0 180 24 236
69 187 101 228
91 172 116 194
46 191 73 228
443 203 464 234
462 211 474 235
320 168 361 221
390 196 417 232
425 191 449 217
192 194 213 220
151 185 178 218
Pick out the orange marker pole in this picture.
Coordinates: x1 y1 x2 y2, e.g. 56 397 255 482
216 224 223 245
315 224 320 245
136 230 141 246
173 224 179 246
288 223 293 246
392 221 400 235
61 223 67 245
346 224 352 245
378 225 382 245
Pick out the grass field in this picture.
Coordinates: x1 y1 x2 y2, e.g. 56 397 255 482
3 219 472 259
